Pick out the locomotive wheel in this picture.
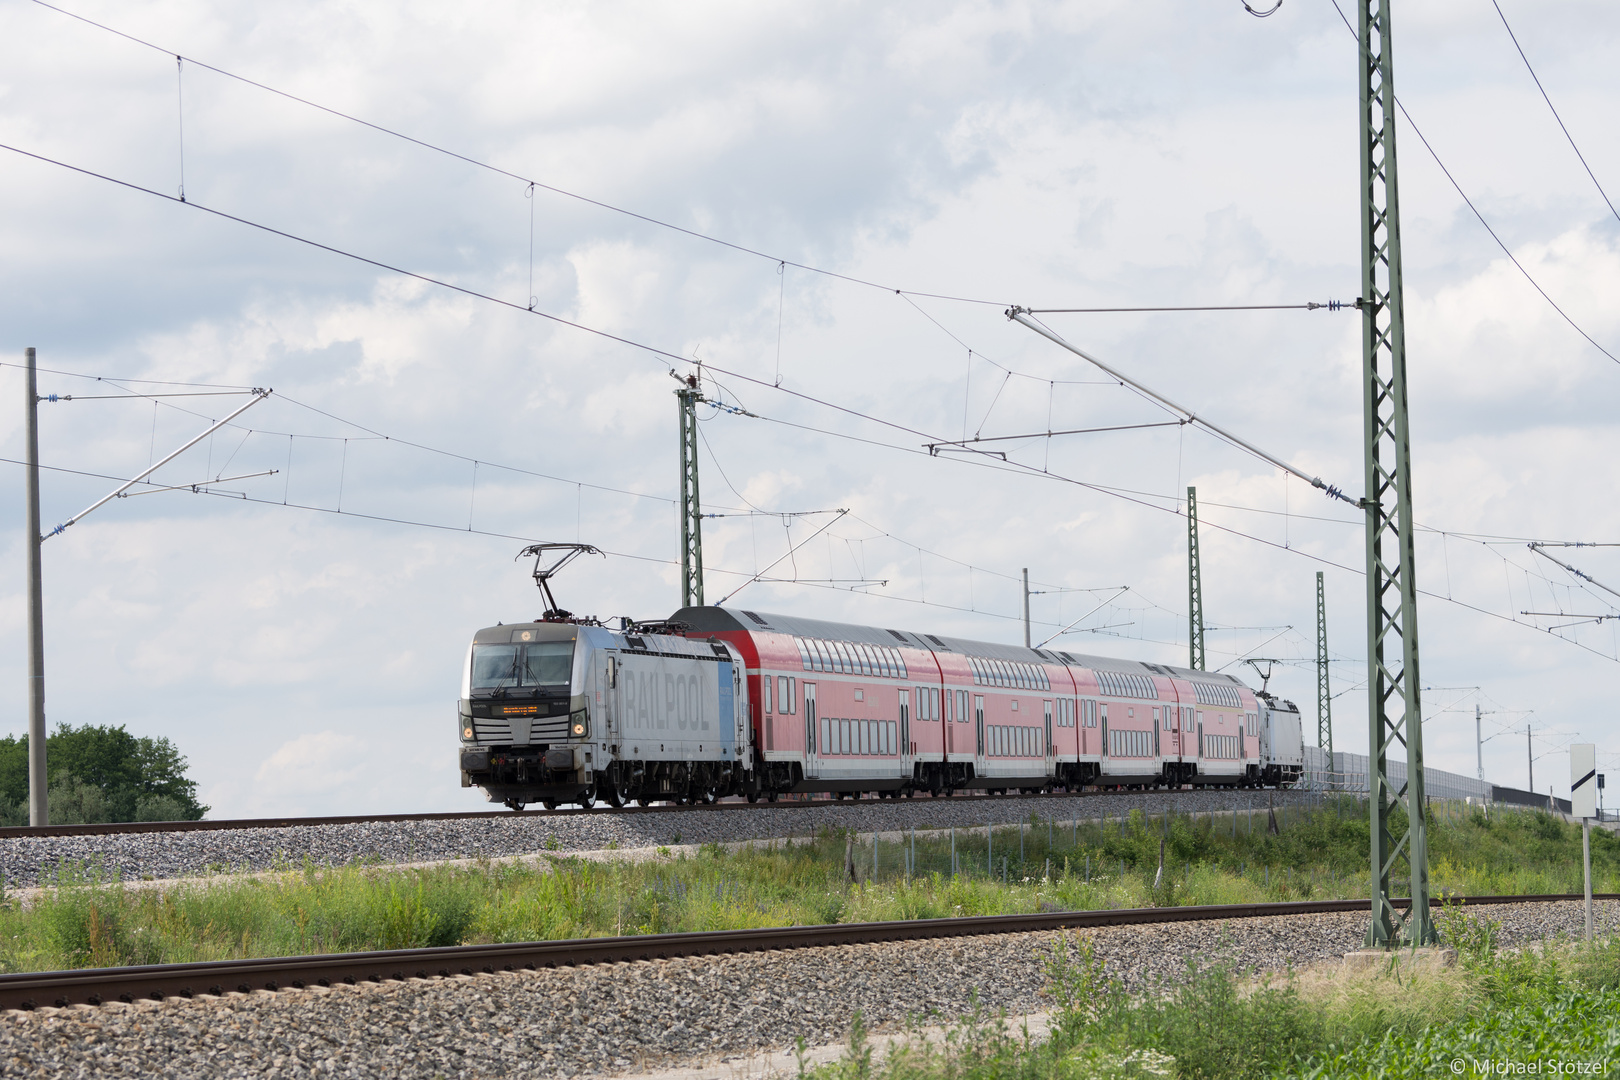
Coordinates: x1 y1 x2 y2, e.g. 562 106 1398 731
542 799 559 810
905 788 915 798
636 796 652 807
577 786 596 810
766 790 779 803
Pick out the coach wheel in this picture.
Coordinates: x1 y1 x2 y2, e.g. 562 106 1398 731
636 796 652 807
766 790 779 803
504 798 526 811
747 790 759 803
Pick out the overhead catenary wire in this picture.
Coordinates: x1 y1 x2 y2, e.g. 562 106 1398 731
1323 0 1620 368
1488 0 1620 227
26 0 1006 310
7 142 1615 666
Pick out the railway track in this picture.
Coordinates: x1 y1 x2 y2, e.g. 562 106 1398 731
0 786 1291 840
3 892 1609 1012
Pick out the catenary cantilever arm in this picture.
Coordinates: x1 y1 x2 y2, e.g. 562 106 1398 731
42 388 272 540
1006 307 1357 505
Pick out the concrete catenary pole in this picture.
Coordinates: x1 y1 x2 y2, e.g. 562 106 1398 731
23 348 48 827
1022 569 1031 648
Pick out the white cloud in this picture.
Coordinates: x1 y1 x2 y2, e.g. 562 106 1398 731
2 0 1619 812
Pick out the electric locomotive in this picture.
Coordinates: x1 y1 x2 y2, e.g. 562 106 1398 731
457 620 751 809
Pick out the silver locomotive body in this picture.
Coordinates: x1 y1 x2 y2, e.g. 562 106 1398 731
457 621 750 809
1254 691 1305 788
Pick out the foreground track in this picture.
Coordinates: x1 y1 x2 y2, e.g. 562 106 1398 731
4 892 1610 1012
0 787 1285 840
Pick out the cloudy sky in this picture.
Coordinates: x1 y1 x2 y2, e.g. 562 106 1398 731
1 0 1617 817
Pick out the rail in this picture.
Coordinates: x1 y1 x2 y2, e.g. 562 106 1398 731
2 892 1611 1011
0 788 1308 840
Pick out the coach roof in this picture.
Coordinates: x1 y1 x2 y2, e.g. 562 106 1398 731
671 606 1247 690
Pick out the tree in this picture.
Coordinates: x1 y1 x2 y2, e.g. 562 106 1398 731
0 724 208 824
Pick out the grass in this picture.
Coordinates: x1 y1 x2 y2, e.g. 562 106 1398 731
0 798 1612 974
804 908 1620 1080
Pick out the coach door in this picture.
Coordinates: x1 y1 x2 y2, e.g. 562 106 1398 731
1043 699 1054 767
802 682 818 777
974 695 985 759
898 689 912 773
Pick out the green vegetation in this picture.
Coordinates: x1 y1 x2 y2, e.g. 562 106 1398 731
806 910 1620 1080
0 723 207 825
0 800 1610 974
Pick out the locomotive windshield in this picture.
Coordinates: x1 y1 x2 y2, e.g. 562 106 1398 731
470 641 573 694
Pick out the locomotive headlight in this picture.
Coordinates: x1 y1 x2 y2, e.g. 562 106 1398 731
570 711 589 738
463 726 474 740
572 722 586 736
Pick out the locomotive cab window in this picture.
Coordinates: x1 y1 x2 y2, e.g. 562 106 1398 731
470 641 573 693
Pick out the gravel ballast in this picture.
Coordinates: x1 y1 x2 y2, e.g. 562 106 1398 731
0 900 1612 1080
0 790 1317 888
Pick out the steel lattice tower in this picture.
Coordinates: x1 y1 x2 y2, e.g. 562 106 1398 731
1317 571 1333 758
1358 0 1435 947
678 379 704 608
1187 486 1205 671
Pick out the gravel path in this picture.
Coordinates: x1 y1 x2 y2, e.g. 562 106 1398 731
0 899 1610 1080
0 789 1318 889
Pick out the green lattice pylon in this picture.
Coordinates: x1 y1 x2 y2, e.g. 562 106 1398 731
1357 0 1435 948
1317 571 1333 758
678 379 704 608
1187 486 1205 671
